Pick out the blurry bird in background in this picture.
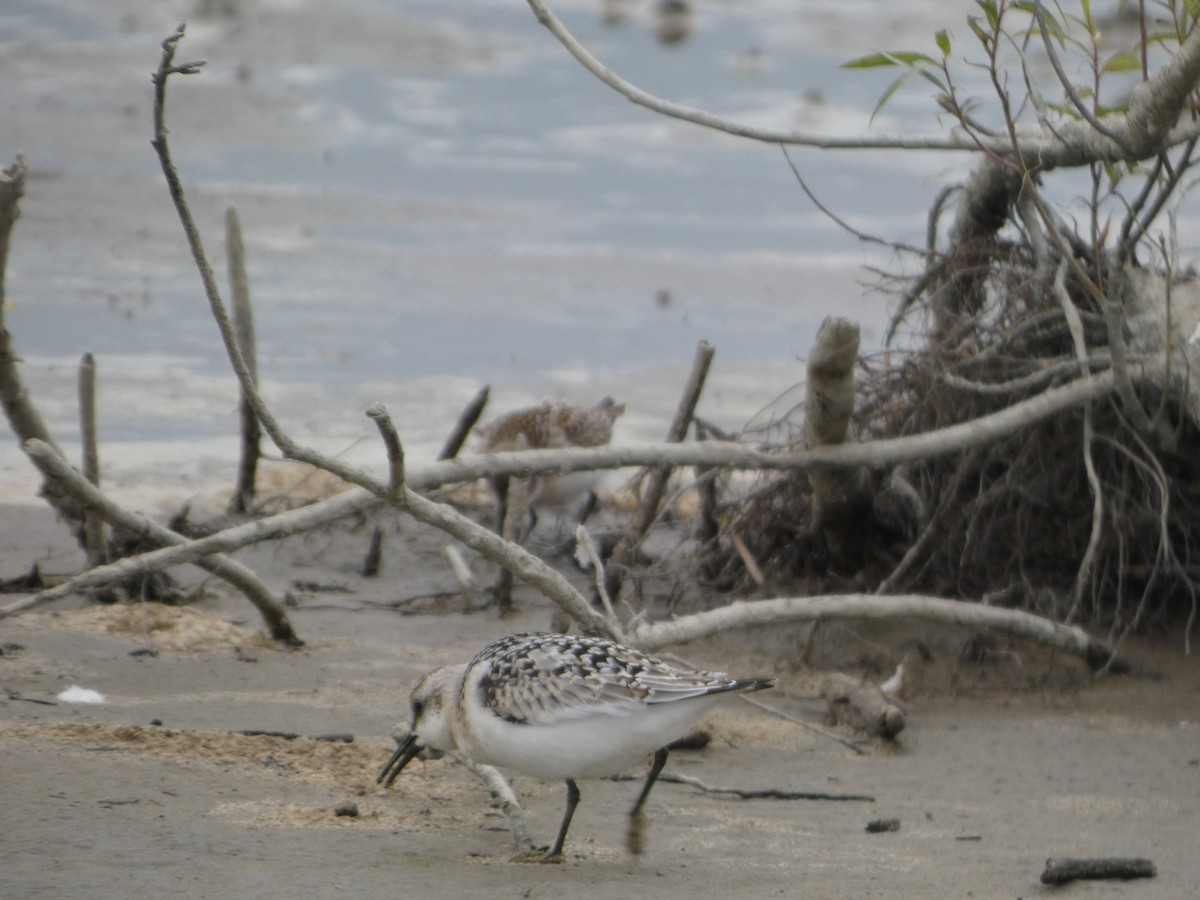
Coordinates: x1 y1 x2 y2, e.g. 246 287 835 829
478 397 625 539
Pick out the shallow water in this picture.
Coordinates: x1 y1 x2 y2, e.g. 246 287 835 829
0 0 975 500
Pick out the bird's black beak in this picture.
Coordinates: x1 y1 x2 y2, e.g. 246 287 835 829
377 732 422 788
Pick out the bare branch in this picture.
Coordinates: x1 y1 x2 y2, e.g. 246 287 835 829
629 593 1123 672
78 353 106 566
7 368 1121 610
399 487 620 641
523 0 971 153
226 207 261 514
439 385 489 461
1031 0 1124 148
524 0 1200 169
7 440 300 644
1053 259 1104 623
365 403 405 500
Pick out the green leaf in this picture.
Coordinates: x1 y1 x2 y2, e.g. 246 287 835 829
887 50 940 66
917 68 948 94
935 29 951 57
1080 0 1095 35
1102 50 1142 73
967 16 993 47
843 52 899 70
869 68 919 123
975 0 999 29
843 50 937 70
1013 0 1065 44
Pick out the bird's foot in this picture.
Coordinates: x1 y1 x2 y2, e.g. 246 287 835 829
508 847 563 864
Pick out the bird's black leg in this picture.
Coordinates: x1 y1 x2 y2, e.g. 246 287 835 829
627 747 669 856
542 778 580 862
492 475 510 535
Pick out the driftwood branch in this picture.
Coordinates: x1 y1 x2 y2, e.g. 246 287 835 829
8 440 300 643
821 672 906 739
226 207 261 514
439 385 489 461
2 367 1121 624
630 593 1124 672
416 370 1117 489
78 353 107 566
401 486 620 641
805 318 872 570
0 155 87 533
1041 857 1156 885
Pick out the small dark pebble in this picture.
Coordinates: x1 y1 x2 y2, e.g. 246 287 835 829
865 818 901 833
149 719 163 727
333 802 359 818
129 647 158 658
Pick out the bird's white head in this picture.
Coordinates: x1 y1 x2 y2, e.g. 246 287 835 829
406 664 464 752
377 664 466 789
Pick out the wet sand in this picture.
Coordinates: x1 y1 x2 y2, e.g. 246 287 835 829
1 499 1197 899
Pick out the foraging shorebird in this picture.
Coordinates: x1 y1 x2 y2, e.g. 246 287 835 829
377 631 775 861
478 397 624 535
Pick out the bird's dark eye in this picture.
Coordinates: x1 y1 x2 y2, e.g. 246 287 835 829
411 698 425 719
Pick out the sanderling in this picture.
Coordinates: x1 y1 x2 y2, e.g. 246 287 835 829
479 397 625 533
377 631 775 861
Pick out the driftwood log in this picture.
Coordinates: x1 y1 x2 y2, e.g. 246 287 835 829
821 672 906 739
804 317 873 570
1040 857 1156 885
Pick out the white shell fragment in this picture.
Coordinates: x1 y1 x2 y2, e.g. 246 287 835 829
56 685 108 704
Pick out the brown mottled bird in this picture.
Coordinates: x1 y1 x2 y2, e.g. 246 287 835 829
479 397 624 534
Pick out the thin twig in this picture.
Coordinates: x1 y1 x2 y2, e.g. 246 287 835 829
737 693 867 755
1052 259 1104 624
780 147 924 256
439 385 489 461
365 403 405 500
611 770 874 801
574 524 618 625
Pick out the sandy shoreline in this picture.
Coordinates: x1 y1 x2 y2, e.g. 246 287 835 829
1 499 1197 898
